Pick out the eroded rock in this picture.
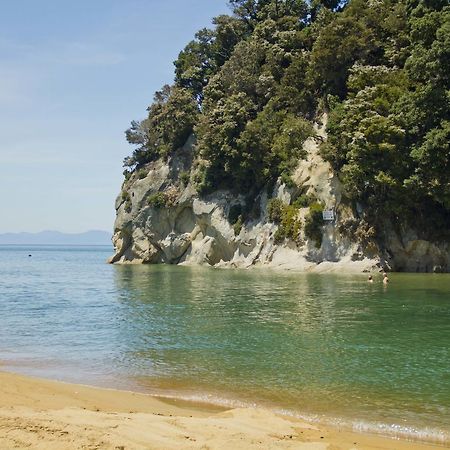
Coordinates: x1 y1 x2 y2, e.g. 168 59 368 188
110 120 449 273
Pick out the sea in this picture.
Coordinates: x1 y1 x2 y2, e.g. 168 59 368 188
0 245 449 444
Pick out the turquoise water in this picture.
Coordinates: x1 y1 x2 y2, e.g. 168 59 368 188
0 245 449 443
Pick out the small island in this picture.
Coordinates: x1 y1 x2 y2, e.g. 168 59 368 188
110 0 450 273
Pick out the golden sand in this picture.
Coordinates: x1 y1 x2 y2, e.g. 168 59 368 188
0 371 444 450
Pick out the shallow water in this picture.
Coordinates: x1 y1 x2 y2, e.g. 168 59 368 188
0 245 449 443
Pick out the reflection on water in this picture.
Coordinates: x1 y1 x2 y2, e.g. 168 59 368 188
0 246 449 443
111 264 450 442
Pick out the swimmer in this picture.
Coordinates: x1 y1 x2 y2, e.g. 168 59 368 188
383 272 389 284
368 275 373 283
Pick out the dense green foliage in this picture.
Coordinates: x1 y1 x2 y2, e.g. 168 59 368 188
321 0 449 232
267 197 324 244
267 198 303 243
125 0 449 238
124 85 198 167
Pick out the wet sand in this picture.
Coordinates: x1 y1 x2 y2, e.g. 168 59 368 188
0 371 445 450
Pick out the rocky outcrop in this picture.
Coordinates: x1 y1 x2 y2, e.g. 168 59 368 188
109 117 450 273
379 225 450 273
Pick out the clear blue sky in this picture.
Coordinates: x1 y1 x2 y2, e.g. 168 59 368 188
0 0 229 233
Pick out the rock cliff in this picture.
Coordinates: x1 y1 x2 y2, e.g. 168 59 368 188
110 116 450 273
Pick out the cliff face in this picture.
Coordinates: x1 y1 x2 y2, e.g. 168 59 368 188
110 116 449 272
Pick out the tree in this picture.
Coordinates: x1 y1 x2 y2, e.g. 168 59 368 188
122 0 449 241
124 86 198 169
309 15 376 98
174 29 217 102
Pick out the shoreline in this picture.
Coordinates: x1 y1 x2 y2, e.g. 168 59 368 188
113 257 381 273
0 370 446 450
112 258 450 274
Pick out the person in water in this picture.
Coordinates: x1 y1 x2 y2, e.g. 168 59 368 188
368 275 374 283
383 272 389 284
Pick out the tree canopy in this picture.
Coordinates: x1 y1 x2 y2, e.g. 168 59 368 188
124 0 450 236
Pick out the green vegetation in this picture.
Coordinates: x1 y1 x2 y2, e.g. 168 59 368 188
228 204 244 236
304 202 325 247
137 169 147 179
179 171 190 186
319 0 449 232
267 199 302 244
124 0 450 239
267 198 284 223
148 192 168 208
267 197 325 245
228 204 243 224
148 188 180 208
233 216 244 236
121 191 132 213
123 170 132 181
292 193 315 209
124 86 198 168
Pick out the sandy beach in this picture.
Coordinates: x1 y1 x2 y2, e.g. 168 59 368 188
0 371 445 450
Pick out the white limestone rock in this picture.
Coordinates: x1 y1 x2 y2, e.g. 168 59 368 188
109 119 449 273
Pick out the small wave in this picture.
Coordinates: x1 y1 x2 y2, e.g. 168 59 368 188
146 389 450 446
271 408 450 445
270 407 449 445
350 420 450 446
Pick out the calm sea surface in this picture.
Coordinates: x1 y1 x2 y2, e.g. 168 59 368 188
0 245 449 443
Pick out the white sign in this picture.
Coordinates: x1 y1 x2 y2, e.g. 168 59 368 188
322 210 335 221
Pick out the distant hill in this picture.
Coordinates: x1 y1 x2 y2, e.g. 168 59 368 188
0 230 112 245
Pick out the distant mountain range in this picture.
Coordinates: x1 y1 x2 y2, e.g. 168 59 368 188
0 230 112 245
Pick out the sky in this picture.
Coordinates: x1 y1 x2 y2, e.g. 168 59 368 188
0 0 230 233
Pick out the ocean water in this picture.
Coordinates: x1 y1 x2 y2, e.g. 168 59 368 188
0 245 449 444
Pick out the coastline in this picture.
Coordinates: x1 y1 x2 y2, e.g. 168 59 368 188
114 255 381 273
0 371 445 450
